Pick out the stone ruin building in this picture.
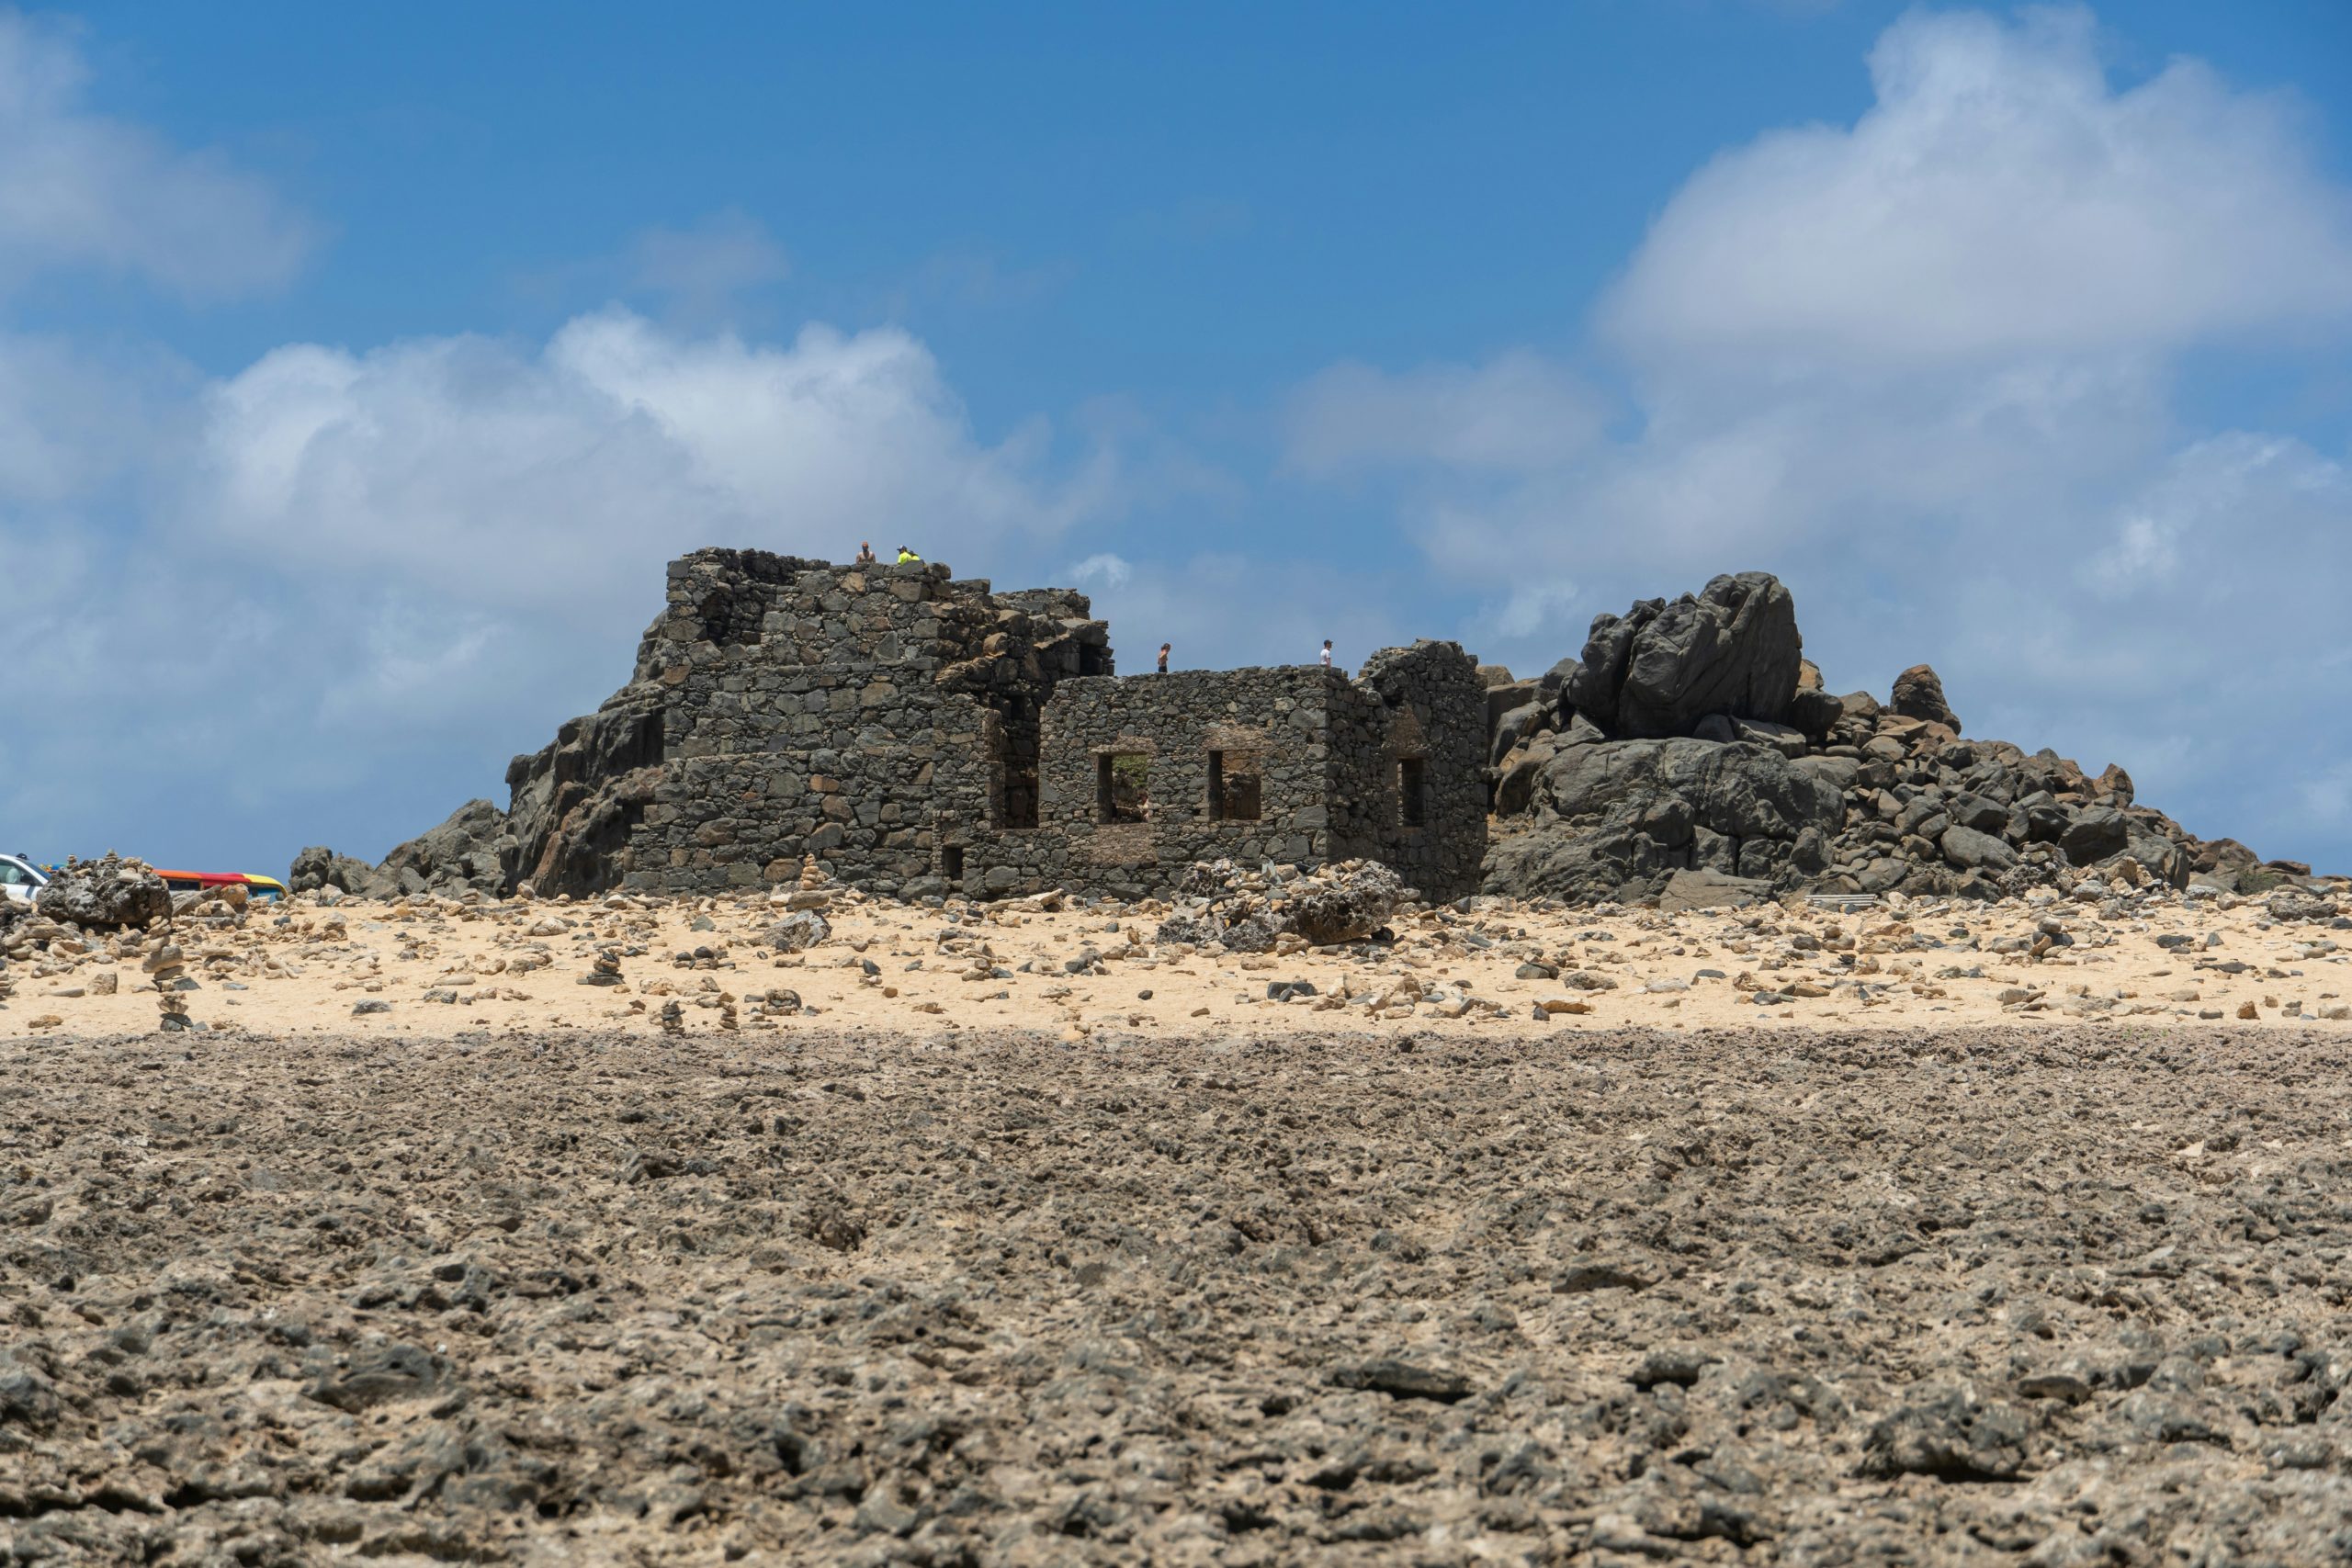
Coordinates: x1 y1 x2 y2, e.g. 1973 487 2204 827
488 548 1487 903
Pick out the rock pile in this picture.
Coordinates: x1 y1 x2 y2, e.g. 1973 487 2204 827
289 798 514 901
1157 858 1408 950
1482 572 2317 906
32 851 170 931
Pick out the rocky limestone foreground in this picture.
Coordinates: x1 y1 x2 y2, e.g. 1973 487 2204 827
6 1024 2352 1563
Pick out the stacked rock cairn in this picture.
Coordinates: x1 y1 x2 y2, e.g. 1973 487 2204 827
583 945 624 987
145 937 192 1032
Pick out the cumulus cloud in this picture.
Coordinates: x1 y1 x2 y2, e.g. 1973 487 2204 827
1603 6 2352 365
0 10 315 299
1068 552 1133 589
190 309 1123 626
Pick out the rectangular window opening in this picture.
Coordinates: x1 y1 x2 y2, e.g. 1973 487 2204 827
1398 757 1427 829
1207 750 1263 821
1098 751 1150 824
942 845 965 883
987 704 1041 829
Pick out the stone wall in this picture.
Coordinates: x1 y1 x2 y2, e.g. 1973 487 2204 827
476 547 1486 902
1345 640 1491 898
615 551 1108 898
991 647 1487 903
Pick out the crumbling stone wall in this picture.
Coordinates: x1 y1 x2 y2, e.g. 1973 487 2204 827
611 551 1109 898
467 547 1486 902
1014 646 1487 902
1342 640 1491 898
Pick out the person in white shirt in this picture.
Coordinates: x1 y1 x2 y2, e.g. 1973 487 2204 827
1319 640 1333 669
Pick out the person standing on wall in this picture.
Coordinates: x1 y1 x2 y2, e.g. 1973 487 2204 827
1157 643 1170 674
1320 639 1333 670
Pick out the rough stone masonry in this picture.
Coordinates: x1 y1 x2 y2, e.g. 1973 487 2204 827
301 549 1487 904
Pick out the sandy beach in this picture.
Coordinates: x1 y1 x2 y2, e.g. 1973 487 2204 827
6 879 2346 1043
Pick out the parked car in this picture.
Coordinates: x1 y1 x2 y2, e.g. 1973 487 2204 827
1 852 49 906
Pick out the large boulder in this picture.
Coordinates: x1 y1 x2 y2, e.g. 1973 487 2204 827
1565 573 1802 739
373 799 514 897
288 845 383 897
34 852 170 931
1483 739 1842 903
2060 807 2131 866
1490 702 1548 767
1890 665 1962 734
1939 825 2018 873
1282 860 1406 945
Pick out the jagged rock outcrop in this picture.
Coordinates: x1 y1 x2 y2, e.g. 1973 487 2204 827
373 799 514 897
1480 571 2278 905
1566 572 1802 739
33 852 171 931
289 801 515 901
288 846 380 897
502 687 667 899
1485 739 1841 904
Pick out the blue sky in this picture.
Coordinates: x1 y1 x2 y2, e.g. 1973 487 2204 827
4 1 2350 875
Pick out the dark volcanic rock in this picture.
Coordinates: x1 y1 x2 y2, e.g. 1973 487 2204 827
1890 663 1962 734
374 798 514 898
2062 807 2132 866
503 684 670 899
32 852 170 931
1566 572 1803 739
1484 739 1840 902
288 845 382 897
1861 1383 2030 1481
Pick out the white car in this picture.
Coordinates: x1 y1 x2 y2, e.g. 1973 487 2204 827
1 852 48 906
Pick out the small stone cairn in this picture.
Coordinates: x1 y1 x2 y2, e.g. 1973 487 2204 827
144 941 192 1032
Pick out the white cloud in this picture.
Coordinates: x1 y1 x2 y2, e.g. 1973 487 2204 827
1284 351 1604 476
1602 6 2352 367
1068 552 1133 589
189 309 1123 625
0 11 315 299
1486 577 1584 642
